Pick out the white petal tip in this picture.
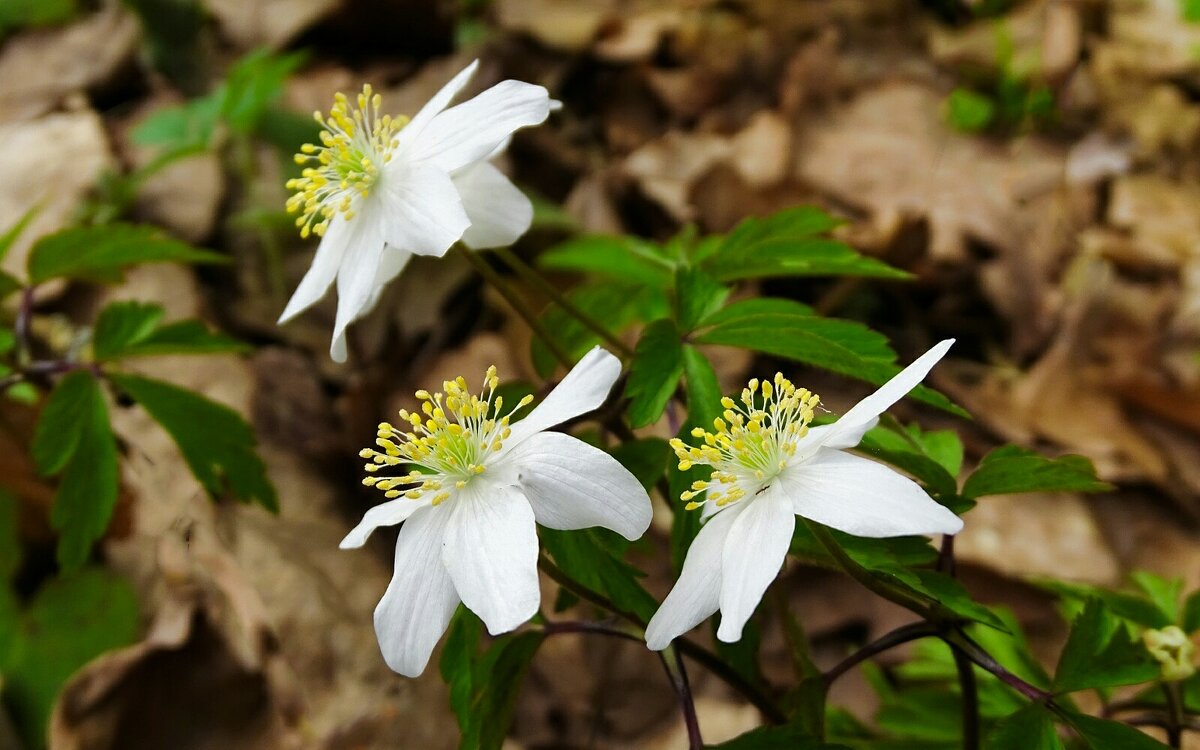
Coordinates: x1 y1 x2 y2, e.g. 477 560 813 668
338 535 363 550
548 99 564 112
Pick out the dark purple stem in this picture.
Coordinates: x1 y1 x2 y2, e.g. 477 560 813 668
824 621 941 686
937 534 957 576
663 647 703 750
14 286 34 362
945 631 1052 702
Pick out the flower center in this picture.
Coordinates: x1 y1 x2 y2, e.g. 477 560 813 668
359 366 534 506
669 374 820 510
285 84 408 238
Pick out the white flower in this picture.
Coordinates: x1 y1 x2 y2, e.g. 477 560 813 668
278 60 559 362
645 340 963 651
342 347 653 676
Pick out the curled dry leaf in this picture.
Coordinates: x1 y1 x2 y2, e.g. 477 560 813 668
0 7 138 122
203 0 340 49
0 111 114 281
795 82 1065 262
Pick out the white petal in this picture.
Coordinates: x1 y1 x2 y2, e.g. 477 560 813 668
454 162 533 249
442 483 540 635
645 505 743 651
781 449 964 537
330 203 388 362
502 346 622 450
278 213 354 323
361 247 414 317
373 505 460 677
397 59 479 149
819 339 954 450
406 80 555 174
502 431 652 541
716 486 795 643
340 497 432 549
380 162 471 257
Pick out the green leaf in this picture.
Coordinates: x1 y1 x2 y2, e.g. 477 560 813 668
1039 579 1171 629
698 297 815 327
607 438 671 491
131 93 223 150
707 723 850 749
625 319 684 428
539 528 658 622
1053 599 1160 694
2 568 139 749
1183 590 1200 632
904 570 1008 631
962 446 1112 500
682 345 723 431
0 490 20 583
32 373 119 570
674 266 729 331
1130 571 1182 624
531 282 664 378
0 203 39 265
667 430 706 574
0 0 76 36
945 88 996 132
109 374 277 512
440 607 484 736
93 301 246 361
470 632 544 750
693 319 963 416
27 224 226 284
0 269 20 300
1064 712 1171 749
220 49 307 135
857 424 960 502
700 208 906 282
539 235 673 287
92 301 165 360
984 704 1062 749
32 370 98 476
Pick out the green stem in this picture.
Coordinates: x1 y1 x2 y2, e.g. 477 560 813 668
491 246 634 358
804 519 935 618
455 245 573 368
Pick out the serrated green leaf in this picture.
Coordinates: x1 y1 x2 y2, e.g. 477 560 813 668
27 224 226 284
2 568 139 749
470 631 544 750
94 302 247 361
31 370 98 476
220 49 307 135
0 203 39 265
682 345 723 431
1183 590 1200 632
674 266 729 331
1053 599 1161 693
1064 712 1171 749
607 437 671 491
697 297 816 327
539 235 673 287
92 301 165 360
708 724 851 749
45 374 118 570
857 425 960 501
0 269 20 300
440 607 483 737
625 318 684 428
699 207 904 282
903 570 1008 631
1130 572 1182 624
962 445 1112 500
1039 579 1171 629
109 374 277 512
539 528 658 622
984 704 1062 749
693 320 963 416
531 282 664 378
